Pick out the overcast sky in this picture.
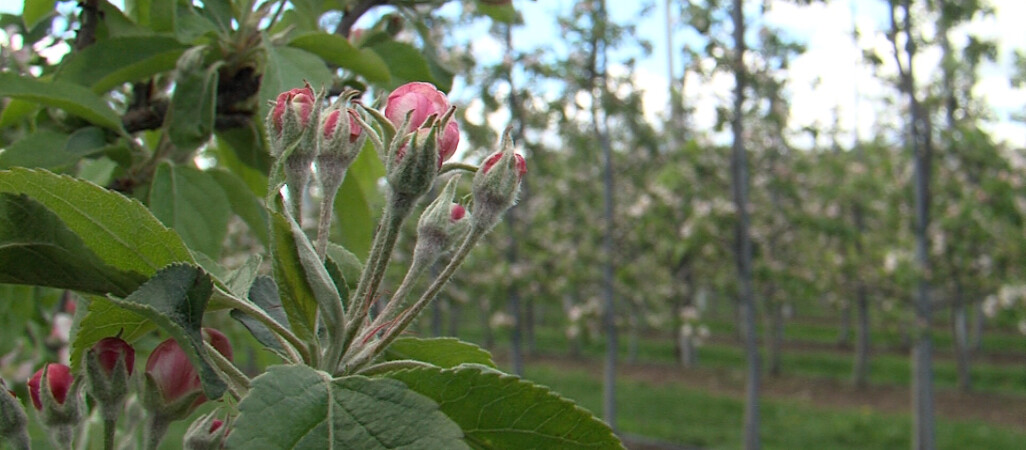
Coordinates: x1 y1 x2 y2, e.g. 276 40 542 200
2 0 1023 149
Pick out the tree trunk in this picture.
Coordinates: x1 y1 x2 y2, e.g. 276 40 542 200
766 299 784 377
837 300 852 347
448 299 461 337
970 301 984 351
679 331 697 368
853 283 871 389
952 275 972 392
480 298 493 349
525 297 536 355
731 1 759 448
891 1 936 447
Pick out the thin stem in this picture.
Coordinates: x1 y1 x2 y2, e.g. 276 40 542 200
103 418 117 450
349 225 487 370
143 415 170 450
340 202 409 361
204 341 251 398
214 286 309 364
439 162 478 175
316 166 346 260
358 256 428 344
53 425 74 450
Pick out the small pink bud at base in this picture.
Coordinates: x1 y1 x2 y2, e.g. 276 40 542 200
28 364 73 410
450 204 466 222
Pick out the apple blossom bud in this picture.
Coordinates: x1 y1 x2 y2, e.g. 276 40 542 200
384 82 449 132
184 412 230 450
471 128 527 230
85 336 135 422
142 329 233 421
268 85 316 158
386 126 441 213
28 364 72 411
318 105 368 194
93 336 135 376
27 363 82 435
413 177 470 267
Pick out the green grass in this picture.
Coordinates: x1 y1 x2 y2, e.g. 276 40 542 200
524 364 1026 450
454 322 1026 395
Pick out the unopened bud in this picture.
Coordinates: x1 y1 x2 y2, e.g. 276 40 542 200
28 363 82 429
413 177 470 267
85 336 135 421
184 412 231 450
386 125 440 213
317 98 368 196
142 329 233 422
471 128 527 230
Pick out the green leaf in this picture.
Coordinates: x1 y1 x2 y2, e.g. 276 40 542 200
0 130 68 169
106 263 226 399
388 366 624 450
73 296 155 370
208 169 269 246
289 33 391 84
151 0 176 32
149 163 232 258
0 99 38 128
0 193 147 296
54 36 187 94
0 73 125 132
22 0 56 29
259 45 333 120
269 209 318 342
0 128 111 170
0 168 194 275
166 47 219 152
331 146 384 261
230 275 290 357
368 41 449 90
270 202 343 343
474 0 516 23
226 365 468 449
325 243 362 291
213 125 271 197
383 338 496 369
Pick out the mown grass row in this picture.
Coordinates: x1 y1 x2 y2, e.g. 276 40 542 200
525 364 1026 450
450 318 1025 396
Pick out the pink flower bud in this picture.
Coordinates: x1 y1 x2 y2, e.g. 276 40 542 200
450 204 466 222
145 329 232 407
93 337 135 376
323 109 362 143
438 120 460 164
28 364 73 410
210 419 224 433
482 152 527 180
384 82 449 132
272 86 315 137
